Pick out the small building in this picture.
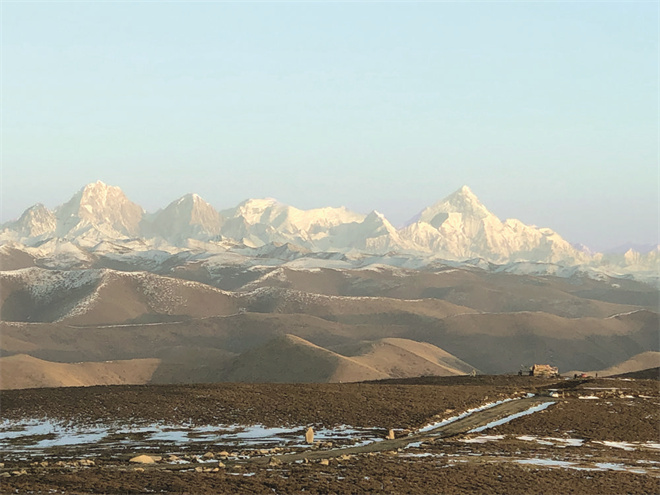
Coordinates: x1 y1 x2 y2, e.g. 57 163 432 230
530 364 559 377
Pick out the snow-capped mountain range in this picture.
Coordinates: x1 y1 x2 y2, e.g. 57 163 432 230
1 181 657 282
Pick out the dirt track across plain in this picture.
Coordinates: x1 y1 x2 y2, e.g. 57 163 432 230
248 396 556 465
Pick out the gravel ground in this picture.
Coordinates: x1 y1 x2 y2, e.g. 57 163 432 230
1 376 659 494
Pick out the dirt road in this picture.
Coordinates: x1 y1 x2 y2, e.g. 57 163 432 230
249 396 556 465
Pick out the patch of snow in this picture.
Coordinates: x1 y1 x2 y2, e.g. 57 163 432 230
469 401 556 433
544 437 584 447
418 398 516 433
516 458 576 468
594 440 636 451
0 419 384 455
594 462 646 474
459 435 504 443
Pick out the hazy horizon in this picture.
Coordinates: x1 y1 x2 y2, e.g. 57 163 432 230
2 2 657 251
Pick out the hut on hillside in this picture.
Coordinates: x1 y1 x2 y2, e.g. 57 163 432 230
530 364 559 377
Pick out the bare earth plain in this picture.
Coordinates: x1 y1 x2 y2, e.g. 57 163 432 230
1 375 659 494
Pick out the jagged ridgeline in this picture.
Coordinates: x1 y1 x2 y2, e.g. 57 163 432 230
0 181 657 283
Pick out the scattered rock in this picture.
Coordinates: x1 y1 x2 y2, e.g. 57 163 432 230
133 467 144 473
194 466 203 472
129 455 156 464
319 459 330 466
217 461 225 468
258 449 270 455
305 427 314 444
202 452 215 459
211 467 220 472
0 463 4 468
0 472 11 478
11 470 27 476
386 429 395 440
268 457 282 466
39 461 49 468
218 451 230 458
167 455 181 462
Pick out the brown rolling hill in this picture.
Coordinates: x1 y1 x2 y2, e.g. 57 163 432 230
0 244 37 270
0 354 161 389
1 307 656 385
588 351 660 377
0 334 477 389
612 367 660 380
235 266 652 318
334 338 477 378
0 267 239 325
223 334 388 383
241 287 477 320
413 309 659 375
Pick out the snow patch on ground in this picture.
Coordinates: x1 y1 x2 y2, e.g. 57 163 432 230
418 398 516 433
469 402 556 433
0 419 382 455
459 435 504 444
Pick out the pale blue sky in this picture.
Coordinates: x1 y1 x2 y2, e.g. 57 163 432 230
2 1 657 250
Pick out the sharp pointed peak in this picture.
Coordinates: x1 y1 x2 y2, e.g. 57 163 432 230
76 181 127 200
440 185 487 208
365 210 387 221
176 192 206 203
82 180 111 190
448 185 478 199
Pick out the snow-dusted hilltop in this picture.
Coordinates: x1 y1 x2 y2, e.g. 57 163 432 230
0 181 656 279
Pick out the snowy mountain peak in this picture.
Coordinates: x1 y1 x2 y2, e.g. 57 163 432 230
4 203 56 238
412 186 491 230
176 193 200 204
365 210 386 221
437 185 490 215
146 193 223 244
0 184 617 267
236 197 279 210
54 181 145 239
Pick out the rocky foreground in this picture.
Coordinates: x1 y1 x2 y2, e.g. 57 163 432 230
1 375 658 494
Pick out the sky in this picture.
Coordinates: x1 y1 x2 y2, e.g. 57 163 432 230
1 1 657 251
